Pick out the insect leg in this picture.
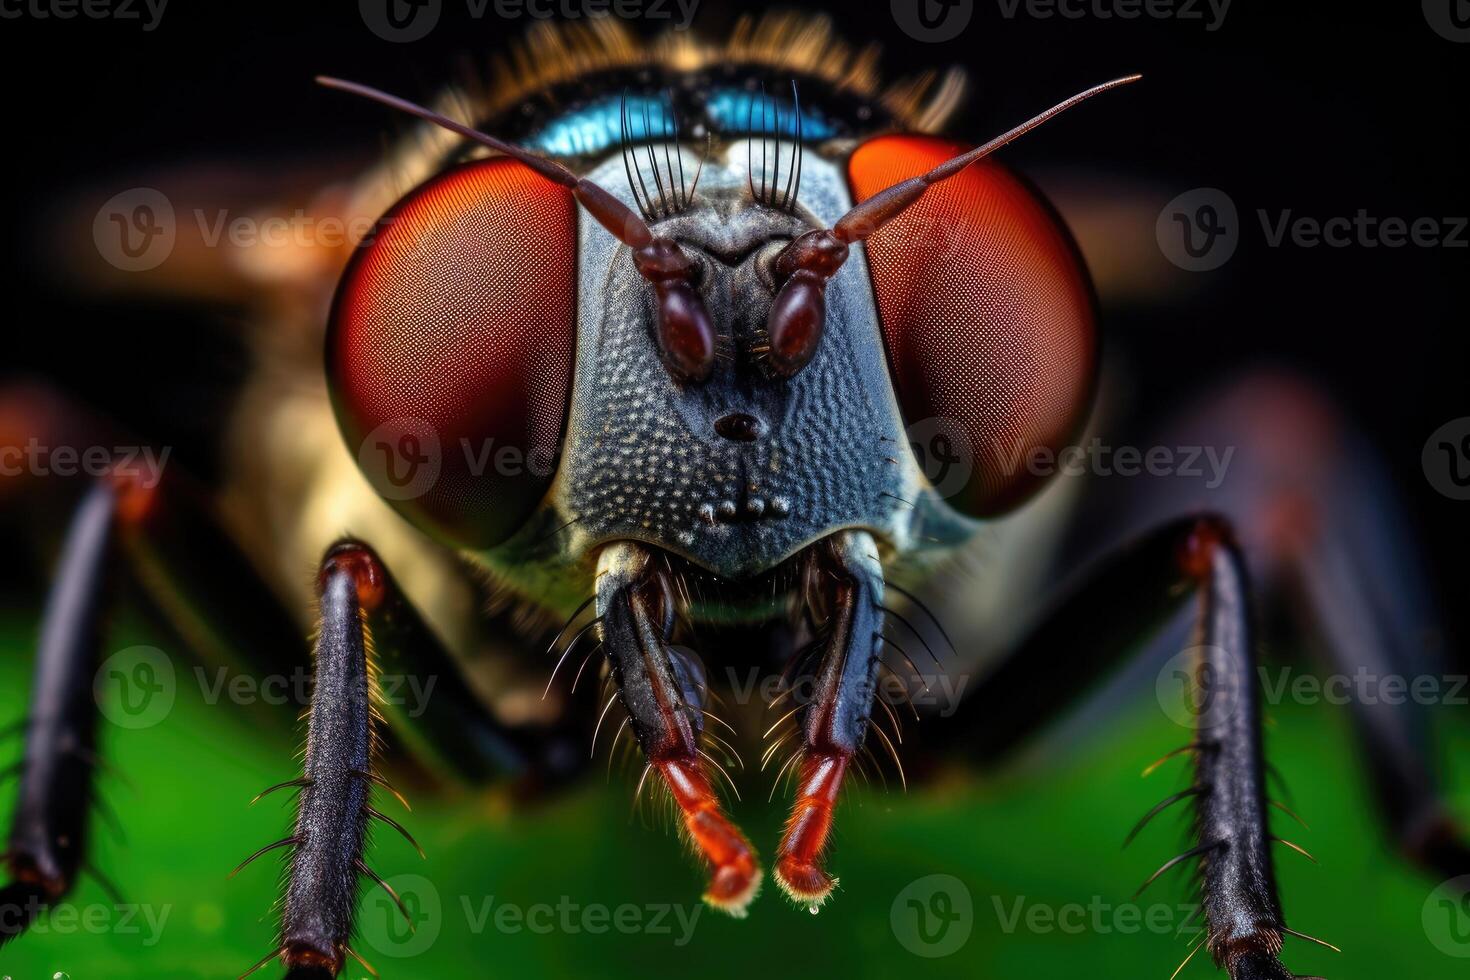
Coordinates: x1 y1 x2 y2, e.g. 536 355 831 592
595 541 761 916
127 528 568 975
1052 372 1470 881
261 540 412 976
1179 519 1297 980
1187 375 1469 880
771 530 884 909
247 538 586 974
322 541 581 790
116 473 575 789
1 380 574 787
1290 528 1470 879
1 479 115 946
934 515 1304 979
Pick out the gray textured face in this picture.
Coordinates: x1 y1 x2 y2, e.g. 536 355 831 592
547 142 944 580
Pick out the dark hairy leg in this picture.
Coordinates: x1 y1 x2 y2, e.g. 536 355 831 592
595 540 762 916
1105 372 1469 881
2 386 587 960
933 515 1307 979
591 531 891 915
771 530 886 908
237 541 411 979
0 479 115 945
0 486 406 973
243 538 582 978
4 493 580 964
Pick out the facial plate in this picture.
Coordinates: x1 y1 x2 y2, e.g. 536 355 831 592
553 143 943 578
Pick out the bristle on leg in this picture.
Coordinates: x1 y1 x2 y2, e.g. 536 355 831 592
597 543 762 917
658 759 762 915
771 531 884 911
773 753 848 909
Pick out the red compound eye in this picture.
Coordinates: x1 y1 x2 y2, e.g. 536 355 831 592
848 134 1098 516
328 157 577 548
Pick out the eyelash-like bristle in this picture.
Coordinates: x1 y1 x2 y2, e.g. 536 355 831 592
746 80 804 213
620 90 701 222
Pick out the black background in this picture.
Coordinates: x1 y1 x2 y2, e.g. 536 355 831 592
2 0 1466 645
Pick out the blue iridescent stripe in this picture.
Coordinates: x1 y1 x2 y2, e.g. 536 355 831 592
705 88 836 140
523 94 675 156
523 87 838 157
